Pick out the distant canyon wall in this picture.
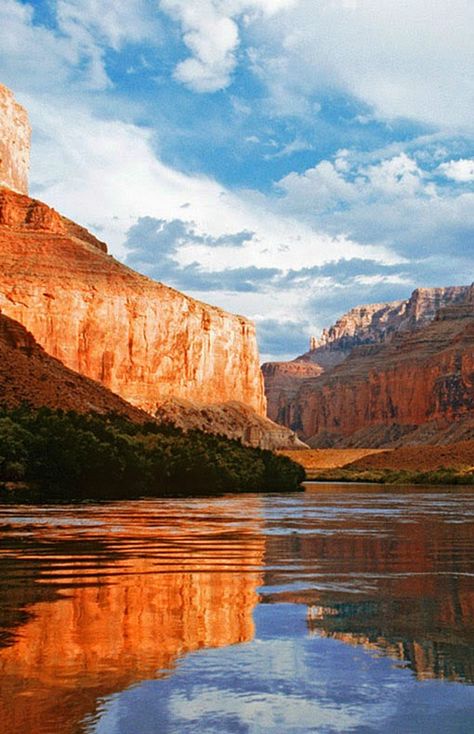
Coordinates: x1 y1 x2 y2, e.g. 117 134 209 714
263 286 474 446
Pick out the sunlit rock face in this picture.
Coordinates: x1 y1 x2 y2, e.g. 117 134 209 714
0 312 150 421
0 85 30 195
263 286 474 446
0 187 266 416
0 503 264 734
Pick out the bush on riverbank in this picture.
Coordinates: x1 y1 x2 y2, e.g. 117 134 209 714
306 467 474 485
0 407 305 499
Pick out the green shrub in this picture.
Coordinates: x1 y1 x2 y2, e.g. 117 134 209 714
0 406 304 499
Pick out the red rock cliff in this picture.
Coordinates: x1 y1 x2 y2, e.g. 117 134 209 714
263 286 471 425
0 187 266 416
287 289 474 446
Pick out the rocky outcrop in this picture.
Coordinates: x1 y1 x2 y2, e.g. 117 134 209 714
263 285 471 428
0 187 266 417
0 312 150 422
0 85 30 195
287 288 474 446
155 399 307 450
261 361 324 426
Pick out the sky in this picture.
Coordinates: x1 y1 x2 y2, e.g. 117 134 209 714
0 0 473 361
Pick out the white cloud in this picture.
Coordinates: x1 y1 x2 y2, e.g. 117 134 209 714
0 0 159 92
438 158 474 183
249 0 474 127
159 0 297 92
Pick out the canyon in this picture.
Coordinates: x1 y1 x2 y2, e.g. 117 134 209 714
0 186 265 417
264 286 474 447
0 84 308 448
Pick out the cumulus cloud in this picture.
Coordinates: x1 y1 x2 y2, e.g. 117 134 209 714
439 158 474 183
159 0 296 92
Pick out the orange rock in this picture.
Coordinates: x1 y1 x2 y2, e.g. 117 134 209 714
0 187 266 417
0 312 150 422
290 291 474 446
0 84 30 195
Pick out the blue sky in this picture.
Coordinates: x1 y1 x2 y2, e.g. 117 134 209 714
0 0 473 360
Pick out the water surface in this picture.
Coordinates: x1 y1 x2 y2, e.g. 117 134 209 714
0 484 473 733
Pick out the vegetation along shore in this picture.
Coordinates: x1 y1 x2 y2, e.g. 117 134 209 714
0 407 305 501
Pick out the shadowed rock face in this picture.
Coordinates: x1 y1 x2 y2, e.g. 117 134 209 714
0 187 266 417
155 398 307 450
0 85 30 195
288 289 474 446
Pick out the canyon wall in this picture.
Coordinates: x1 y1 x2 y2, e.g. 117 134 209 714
0 85 30 195
263 285 472 429
287 288 474 446
0 312 150 422
0 187 266 416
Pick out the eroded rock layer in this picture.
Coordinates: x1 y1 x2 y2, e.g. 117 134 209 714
288 289 474 447
263 285 472 434
0 187 266 416
155 399 307 450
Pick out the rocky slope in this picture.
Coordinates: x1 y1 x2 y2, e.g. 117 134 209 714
0 312 149 422
263 285 471 426
286 287 474 447
155 399 306 450
0 187 266 417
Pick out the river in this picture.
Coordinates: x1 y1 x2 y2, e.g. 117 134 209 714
0 484 473 733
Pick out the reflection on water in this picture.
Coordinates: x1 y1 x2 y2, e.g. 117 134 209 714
0 486 473 733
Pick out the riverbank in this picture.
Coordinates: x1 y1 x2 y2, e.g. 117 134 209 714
280 442 474 485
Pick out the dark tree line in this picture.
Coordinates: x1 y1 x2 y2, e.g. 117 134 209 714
0 407 305 500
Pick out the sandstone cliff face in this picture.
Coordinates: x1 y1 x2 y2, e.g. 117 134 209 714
261 361 323 426
263 285 471 425
287 288 474 446
0 312 149 422
0 187 266 416
0 85 30 195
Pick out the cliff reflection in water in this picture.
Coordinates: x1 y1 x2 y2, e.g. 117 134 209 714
0 487 474 734
0 499 264 734
262 487 474 684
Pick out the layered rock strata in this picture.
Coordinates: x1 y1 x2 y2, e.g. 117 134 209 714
0 187 266 417
263 285 471 428
287 288 474 446
0 85 30 195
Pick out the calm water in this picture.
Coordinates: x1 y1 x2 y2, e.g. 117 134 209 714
0 484 474 734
